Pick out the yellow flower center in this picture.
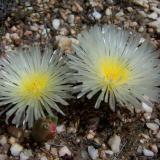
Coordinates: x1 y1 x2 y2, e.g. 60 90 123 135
99 57 130 89
19 72 50 99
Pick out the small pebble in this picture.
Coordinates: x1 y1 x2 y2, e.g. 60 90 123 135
143 148 154 157
56 124 66 134
140 133 150 139
100 149 113 159
87 133 95 140
106 0 114 4
56 36 79 53
67 127 77 134
148 27 154 33
151 7 160 14
0 135 7 146
10 33 20 41
30 24 39 32
108 134 121 153
8 137 17 145
52 19 60 30
154 119 160 126
130 22 138 27
142 102 153 113
10 143 23 156
20 150 32 160
150 144 158 153
68 14 75 25
105 150 114 155
60 28 69 36
88 146 99 160
116 10 124 17
127 7 133 12
59 146 72 157
138 11 147 18
133 0 148 8
11 26 17 32
146 123 159 131
40 156 48 160
105 8 112 16
148 12 158 20
76 138 81 143
148 18 160 29
5 33 12 43
81 150 90 160
143 112 151 120
24 31 32 36
137 145 143 154
0 154 8 160
92 10 102 20
45 143 51 151
51 147 58 157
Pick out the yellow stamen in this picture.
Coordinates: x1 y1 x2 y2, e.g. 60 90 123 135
99 57 130 89
18 72 50 99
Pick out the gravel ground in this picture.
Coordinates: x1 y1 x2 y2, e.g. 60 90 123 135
0 0 160 160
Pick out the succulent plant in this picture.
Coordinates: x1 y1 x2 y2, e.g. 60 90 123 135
31 116 57 142
68 25 160 111
0 46 71 128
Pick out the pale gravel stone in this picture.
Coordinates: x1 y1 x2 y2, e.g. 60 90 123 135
100 150 113 159
108 135 121 153
30 24 39 32
105 8 112 16
81 150 90 160
68 14 75 25
52 19 60 30
105 150 114 155
51 147 58 157
140 133 150 139
45 143 51 151
0 135 7 146
147 12 158 20
40 156 48 160
150 144 158 153
0 154 8 160
87 130 96 140
20 150 33 160
56 124 66 134
88 146 99 160
143 148 154 157
151 7 160 15
154 119 160 126
133 0 148 7
116 10 124 17
137 145 143 154
106 0 114 4
138 26 145 32
59 146 72 157
127 7 133 12
148 17 160 29
8 137 16 145
92 10 102 20
10 143 23 156
143 112 152 120
146 123 159 131
67 126 77 134
142 102 153 113
138 11 147 18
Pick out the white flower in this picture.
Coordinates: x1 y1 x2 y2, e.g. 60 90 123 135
0 46 71 128
68 25 160 111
